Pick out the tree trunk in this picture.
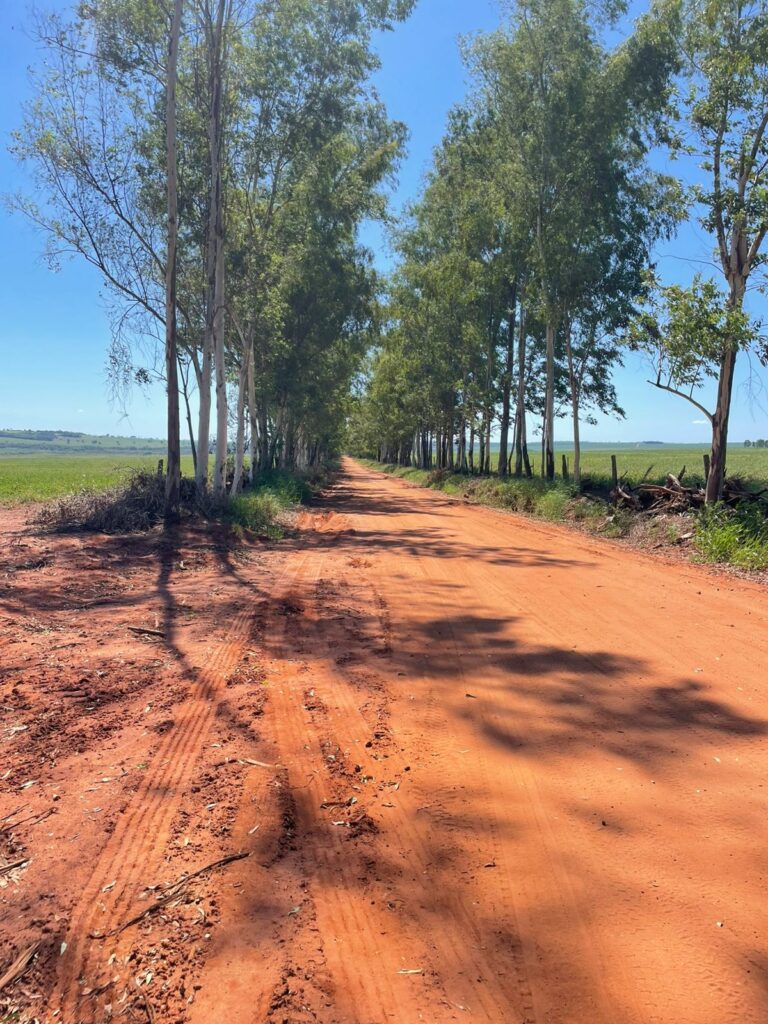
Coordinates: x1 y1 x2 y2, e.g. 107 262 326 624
497 282 517 477
230 357 248 494
564 319 580 488
247 344 257 487
179 356 197 474
195 347 212 490
706 276 744 502
163 0 183 522
514 304 531 478
212 237 227 495
543 321 556 481
198 0 225 495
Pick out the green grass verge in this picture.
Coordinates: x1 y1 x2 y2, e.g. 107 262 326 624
694 503 768 571
357 460 582 520
223 469 317 539
3 451 335 538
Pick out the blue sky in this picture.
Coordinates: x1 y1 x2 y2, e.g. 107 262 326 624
0 0 766 442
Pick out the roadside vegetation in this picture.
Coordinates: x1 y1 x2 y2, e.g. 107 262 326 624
29 463 328 536
348 0 768 575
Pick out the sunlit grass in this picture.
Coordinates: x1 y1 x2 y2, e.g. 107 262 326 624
0 454 195 505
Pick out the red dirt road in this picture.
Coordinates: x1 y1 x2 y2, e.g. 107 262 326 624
2 457 768 1023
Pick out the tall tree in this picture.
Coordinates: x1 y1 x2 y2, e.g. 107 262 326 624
165 0 184 518
683 0 768 500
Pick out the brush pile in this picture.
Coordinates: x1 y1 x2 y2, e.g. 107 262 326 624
35 469 199 534
611 467 766 513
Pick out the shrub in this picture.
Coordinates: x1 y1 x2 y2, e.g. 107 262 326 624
35 464 318 536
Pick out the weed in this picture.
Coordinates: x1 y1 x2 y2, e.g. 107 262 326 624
695 502 768 570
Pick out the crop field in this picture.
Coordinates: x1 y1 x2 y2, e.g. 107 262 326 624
490 445 768 487
0 454 195 504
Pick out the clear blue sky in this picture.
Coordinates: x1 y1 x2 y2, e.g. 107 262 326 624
1 0 766 442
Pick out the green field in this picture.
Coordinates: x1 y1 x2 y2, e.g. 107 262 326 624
0 454 195 505
2 444 767 507
490 445 768 487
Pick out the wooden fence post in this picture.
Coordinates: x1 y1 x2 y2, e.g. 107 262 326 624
703 453 710 480
562 454 569 481
611 455 618 489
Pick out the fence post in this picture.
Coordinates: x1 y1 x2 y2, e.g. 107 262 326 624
610 454 618 489
562 454 569 481
157 458 164 479
703 453 710 480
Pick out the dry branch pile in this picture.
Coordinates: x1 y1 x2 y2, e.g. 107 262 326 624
34 470 199 534
611 468 766 513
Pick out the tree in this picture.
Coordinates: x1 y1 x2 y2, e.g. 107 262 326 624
11 0 416 492
165 0 184 518
627 274 761 462
466 0 679 480
682 0 768 500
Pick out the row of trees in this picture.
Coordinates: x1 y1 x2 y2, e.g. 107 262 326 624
351 0 768 501
13 0 415 515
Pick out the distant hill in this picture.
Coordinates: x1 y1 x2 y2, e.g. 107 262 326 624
0 429 191 455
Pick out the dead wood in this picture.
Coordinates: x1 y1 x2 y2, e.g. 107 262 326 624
0 808 55 836
0 858 29 877
127 626 166 638
0 942 39 993
90 851 249 939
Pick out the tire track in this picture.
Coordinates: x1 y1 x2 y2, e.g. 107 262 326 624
51 523 340 1023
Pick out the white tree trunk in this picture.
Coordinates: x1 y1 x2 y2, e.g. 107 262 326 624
543 320 556 481
230 357 248 495
195 347 212 490
164 0 183 519
247 344 257 486
213 239 227 495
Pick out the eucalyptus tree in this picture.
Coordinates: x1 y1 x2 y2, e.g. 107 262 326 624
166 0 185 515
680 0 768 500
12 0 415 497
466 0 680 480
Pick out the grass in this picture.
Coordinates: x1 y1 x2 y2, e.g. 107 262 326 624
358 461 582 520
3 452 334 536
224 470 313 538
694 503 768 571
0 454 198 505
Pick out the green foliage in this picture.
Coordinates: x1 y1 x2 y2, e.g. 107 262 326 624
352 0 682 474
695 503 768 571
626 274 760 406
225 491 287 538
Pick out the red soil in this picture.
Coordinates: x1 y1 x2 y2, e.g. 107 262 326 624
1 458 767 1023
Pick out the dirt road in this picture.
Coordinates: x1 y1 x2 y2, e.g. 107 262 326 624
2 457 768 1023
